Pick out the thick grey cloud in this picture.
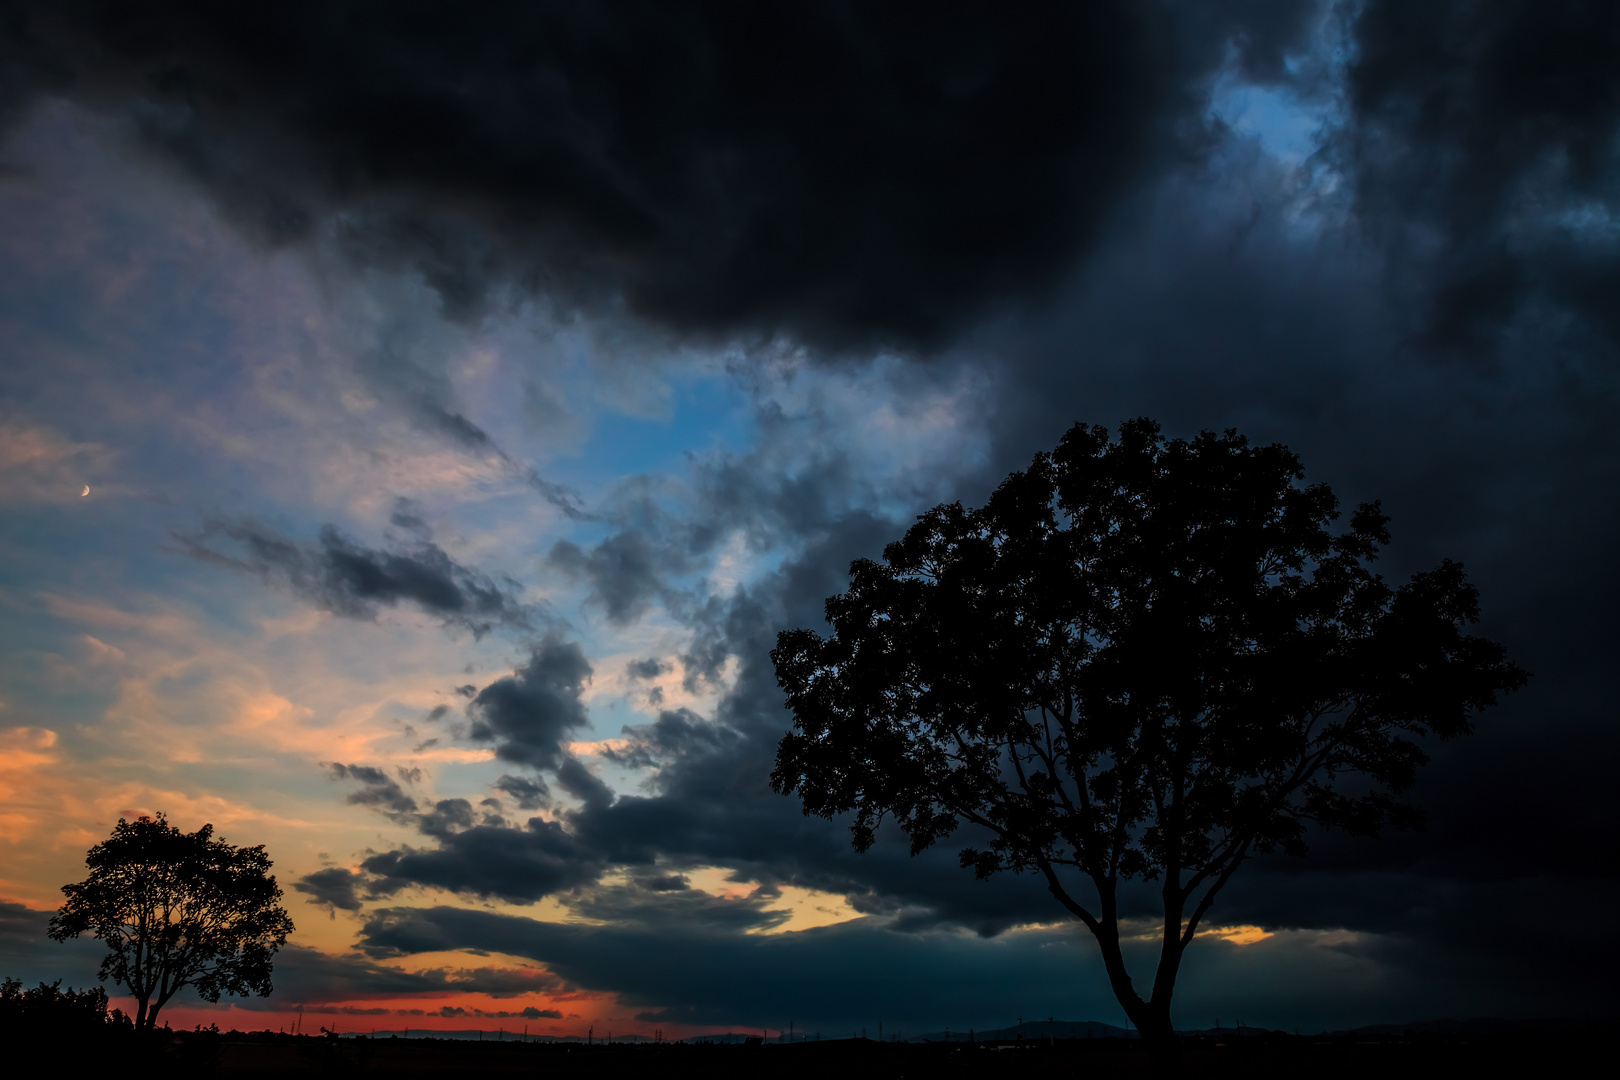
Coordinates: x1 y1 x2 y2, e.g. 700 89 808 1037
292 868 364 913
547 533 673 627
180 520 534 636
0 900 104 990
468 636 591 771
355 901 1576 1033
245 942 562 1007
624 657 668 681
355 904 1111 1031
599 707 734 772
1342 0 1620 359
359 817 608 905
325 762 419 822
0 1 1316 347
495 774 551 812
467 634 614 809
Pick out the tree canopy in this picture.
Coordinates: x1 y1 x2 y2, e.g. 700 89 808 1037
49 813 294 1033
772 419 1526 1058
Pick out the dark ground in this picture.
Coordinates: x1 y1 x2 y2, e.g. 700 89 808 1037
90 1029 1610 1078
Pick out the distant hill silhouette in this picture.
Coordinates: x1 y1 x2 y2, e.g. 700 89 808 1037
341 1028 669 1043
909 1020 1134 1042
1340 1017 1616 1037
292 1015 1619 1045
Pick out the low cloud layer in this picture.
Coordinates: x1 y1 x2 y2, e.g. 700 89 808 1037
179 520 534 636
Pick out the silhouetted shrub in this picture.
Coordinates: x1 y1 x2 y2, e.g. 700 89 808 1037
0 976 132 1040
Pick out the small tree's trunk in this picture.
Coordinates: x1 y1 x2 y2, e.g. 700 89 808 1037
135 995 151 1032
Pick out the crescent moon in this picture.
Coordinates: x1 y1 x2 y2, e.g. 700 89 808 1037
81 485 90 497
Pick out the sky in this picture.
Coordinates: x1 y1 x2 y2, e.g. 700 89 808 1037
0 0 1617 1039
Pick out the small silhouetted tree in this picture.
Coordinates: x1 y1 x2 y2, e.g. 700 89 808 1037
48 813 294 1033
0 976 124 1037
772 419 1526 1073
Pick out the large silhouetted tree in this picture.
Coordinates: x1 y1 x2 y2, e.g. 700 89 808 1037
49 814 294 1033
772 419 1525 1071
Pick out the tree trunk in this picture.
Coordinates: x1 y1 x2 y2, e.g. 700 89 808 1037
1137 1004 1181 1080
1088 920 1183 1078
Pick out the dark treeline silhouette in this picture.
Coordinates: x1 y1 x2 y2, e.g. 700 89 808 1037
0 976 132 1067
0 976 129 1035
5 1023 1602 1079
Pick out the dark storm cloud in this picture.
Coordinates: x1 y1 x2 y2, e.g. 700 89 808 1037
244 942 561 1006
546 533 673 627
548 519 1073 937
353 497 1022 928
343 634 634 901
0 900 104 989
525 470 590 521
358 903 1500 1033
495 774 551 812
467 635 592 772
0 0 1315 347
417 798 478 838
883 1 1619 1007
356 905 1067 1027
563 875 790 935
352 330 509 451
325 762 419 822
178 519 534 636
1342 0 1620 358
392 1003 560 1019
624 657 668 680
598 707 734 771
293 867 365 913
546 409 899 631
466 634 614 808
359 817 608 905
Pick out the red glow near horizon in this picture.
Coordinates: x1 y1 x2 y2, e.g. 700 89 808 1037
126 993 724 1042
